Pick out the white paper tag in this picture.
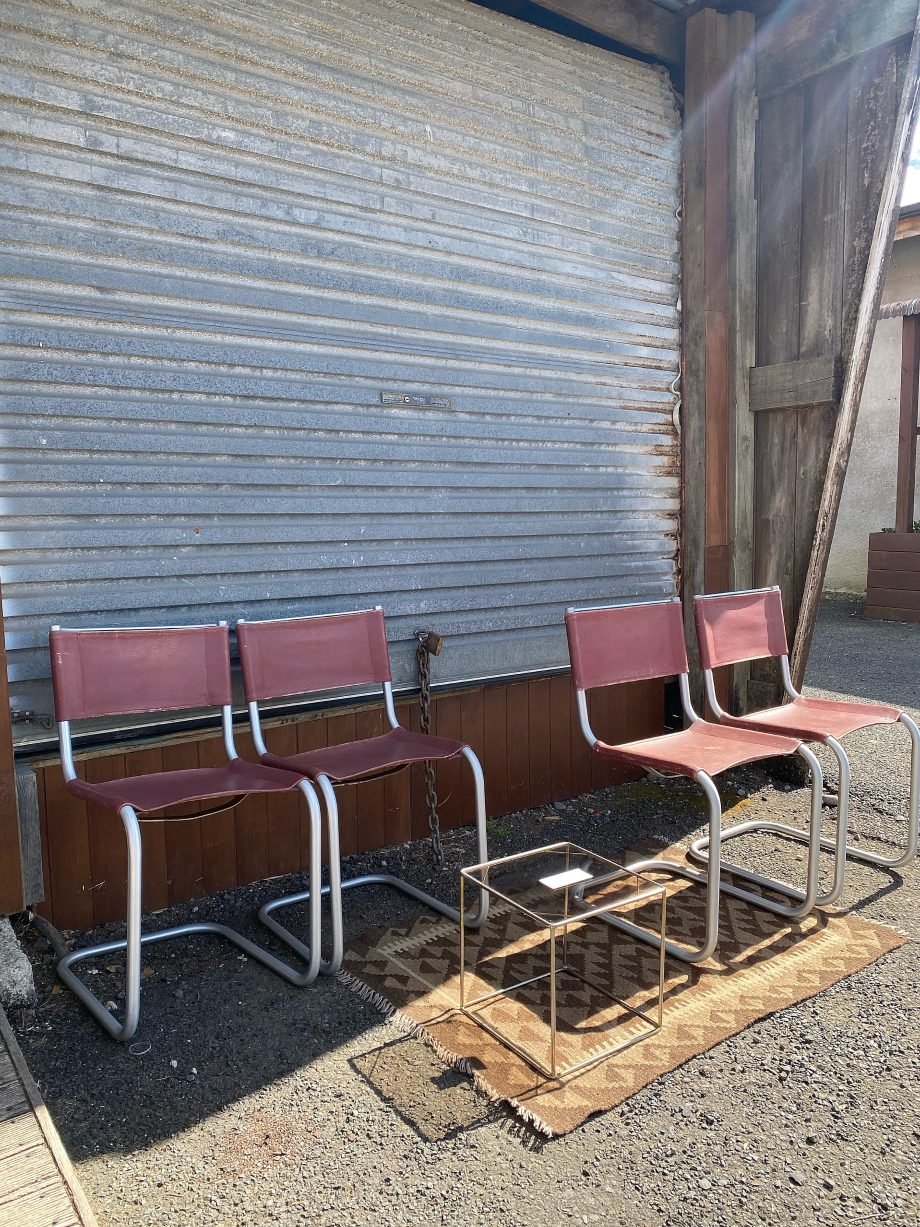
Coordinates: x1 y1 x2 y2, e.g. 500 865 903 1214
539 866 593 891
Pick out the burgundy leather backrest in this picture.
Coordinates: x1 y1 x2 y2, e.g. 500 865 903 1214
50 625 233 721
565 600 688 690
236 609 392 702
693 588 788 670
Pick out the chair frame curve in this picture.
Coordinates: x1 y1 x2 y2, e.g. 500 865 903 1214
238 608 489 976
695 586 920 894
568 598 826 965
51 621 327 1042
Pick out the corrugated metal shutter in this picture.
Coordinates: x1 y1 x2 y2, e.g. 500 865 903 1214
0 0 680 743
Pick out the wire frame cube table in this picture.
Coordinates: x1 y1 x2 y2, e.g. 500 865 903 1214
459 842 667 1079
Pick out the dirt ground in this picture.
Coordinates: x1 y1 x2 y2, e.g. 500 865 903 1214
11 598 920 1226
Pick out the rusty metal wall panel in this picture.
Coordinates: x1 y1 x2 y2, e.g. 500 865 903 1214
0 0 681 744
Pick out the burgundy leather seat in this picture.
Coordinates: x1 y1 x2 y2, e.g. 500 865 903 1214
261 726 465 782
604 720 800 779
65 760 302 814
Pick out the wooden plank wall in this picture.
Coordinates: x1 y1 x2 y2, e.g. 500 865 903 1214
32 674 663 930
0 578 24 918
684 0 917 712
750 25 910 704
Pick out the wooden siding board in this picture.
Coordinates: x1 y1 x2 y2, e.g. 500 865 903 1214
756 0 916 97
867 567 920 591
195 735 238 895
384 703 412 847
265 721 302 877
749 357 840 412
0 581 22 914
681 9 711 694
431 692 462 830
527 679 553 808
535 0 683 69
752 85 804 693
792 22 920 682
863 586 920 609
458 686 485 826
353 708 386 853
324 712 358 856
295 715 328 863
505 682 531 813
896 314 920 531
482 684 509 818
703 14 732 596
161 739 204 907
728 9 757 613
84 753 127 927
117 746 168 915
799 67 849 360
843 44 903 357
864 604 920 622
41 766 93 931
548 673 573 801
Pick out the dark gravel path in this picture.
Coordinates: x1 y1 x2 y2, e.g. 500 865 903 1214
11 599 920 1227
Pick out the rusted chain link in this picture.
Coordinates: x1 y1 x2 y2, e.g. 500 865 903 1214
416 631 444 866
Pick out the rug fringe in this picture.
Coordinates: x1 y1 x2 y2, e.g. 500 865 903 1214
336 967 555 1139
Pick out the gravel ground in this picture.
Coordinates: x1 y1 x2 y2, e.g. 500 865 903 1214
11 598 920 1227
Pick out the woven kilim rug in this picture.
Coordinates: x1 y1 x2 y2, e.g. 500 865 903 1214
339 852 904 1136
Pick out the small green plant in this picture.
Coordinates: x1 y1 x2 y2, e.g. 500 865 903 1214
880 521 920 532
486 818 510 840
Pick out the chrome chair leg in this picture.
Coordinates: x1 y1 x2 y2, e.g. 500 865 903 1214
687 715 919 900
57 793 326 1042
589 754 823 965
258 747 491 976
687 744 829 907
584 771 724 964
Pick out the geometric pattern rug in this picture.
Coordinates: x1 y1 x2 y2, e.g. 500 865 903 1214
339 846 904 1136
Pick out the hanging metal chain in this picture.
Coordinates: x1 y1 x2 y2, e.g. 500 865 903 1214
416 630 444 866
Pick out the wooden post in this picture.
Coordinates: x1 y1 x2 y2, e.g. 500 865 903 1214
792 6 920 684
682 7 756 708
727 11 757 710
0 575 24 916
896 312 920 532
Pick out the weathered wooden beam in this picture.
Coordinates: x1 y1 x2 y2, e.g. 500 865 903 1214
681 7 756 711
791 4 920 685
680 5 712 706
535 0 683 68
749 356 841 412
895 211 920 240
0 573 22 917
896 313 920 532
727 10 757 710
756 0 916 97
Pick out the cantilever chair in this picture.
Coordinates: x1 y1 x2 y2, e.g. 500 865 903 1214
236 608 489 975
49 623 328 1041
565 597 826 964
693 586 920 900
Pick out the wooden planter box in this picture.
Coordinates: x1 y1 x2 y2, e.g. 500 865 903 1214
866 532 920 622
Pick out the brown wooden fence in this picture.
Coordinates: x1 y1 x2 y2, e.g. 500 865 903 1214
31 674 663 930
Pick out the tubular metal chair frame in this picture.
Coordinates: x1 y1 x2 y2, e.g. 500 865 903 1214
568 599 825 966
52 622 327 1043
239 609 489 976
695 586 920 900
